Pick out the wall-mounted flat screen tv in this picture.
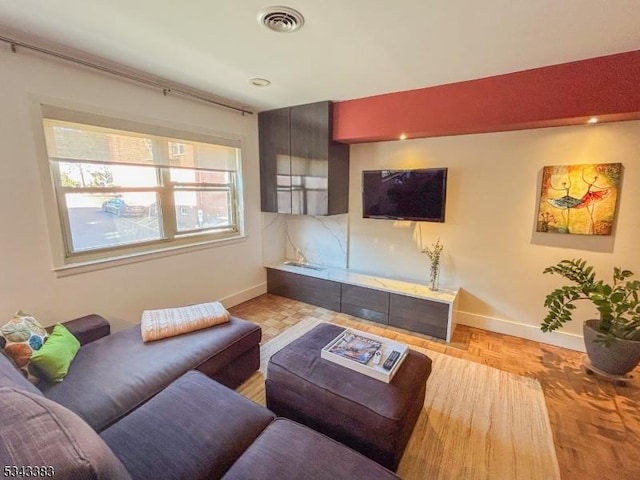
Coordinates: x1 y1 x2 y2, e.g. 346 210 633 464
362 168 447 222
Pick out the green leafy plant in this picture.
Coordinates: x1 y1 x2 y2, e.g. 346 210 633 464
542 259 640 346
422 238 443 291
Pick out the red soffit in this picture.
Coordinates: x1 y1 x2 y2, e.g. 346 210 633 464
333 50 640 143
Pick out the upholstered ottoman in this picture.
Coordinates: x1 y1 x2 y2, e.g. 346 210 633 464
265 323 432 471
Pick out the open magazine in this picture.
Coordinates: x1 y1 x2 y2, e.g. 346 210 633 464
326 331 382 365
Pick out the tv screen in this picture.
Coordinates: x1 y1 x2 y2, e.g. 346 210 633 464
362 168 447 222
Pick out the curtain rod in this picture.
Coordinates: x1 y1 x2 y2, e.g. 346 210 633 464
0 34 253 116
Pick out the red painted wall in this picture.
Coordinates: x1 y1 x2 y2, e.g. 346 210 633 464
333 50 640 143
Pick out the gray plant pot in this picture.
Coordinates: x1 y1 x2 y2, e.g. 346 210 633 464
583 319 640 375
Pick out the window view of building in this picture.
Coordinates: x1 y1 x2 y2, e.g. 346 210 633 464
42 116 243 263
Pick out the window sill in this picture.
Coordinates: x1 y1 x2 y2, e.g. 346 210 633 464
53 234 247 277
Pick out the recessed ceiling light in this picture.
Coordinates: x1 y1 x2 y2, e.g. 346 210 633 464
399 133 407 140
587 117 599 124
250 78 271 87
258 6 305 33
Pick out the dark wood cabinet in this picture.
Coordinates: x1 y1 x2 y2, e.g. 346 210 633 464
388 293 449 339
267 268 341 311
258 107 290 213
259 101 349 215
340 284 389 325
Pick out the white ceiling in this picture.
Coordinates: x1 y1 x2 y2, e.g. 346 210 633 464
1 0 639 112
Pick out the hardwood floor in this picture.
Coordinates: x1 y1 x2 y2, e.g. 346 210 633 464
230 293 640 480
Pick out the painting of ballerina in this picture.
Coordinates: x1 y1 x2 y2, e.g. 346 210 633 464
536 163 622 235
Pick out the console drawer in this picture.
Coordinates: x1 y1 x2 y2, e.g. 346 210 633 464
388 293 448 340
267 268 341 311
340 284 389 325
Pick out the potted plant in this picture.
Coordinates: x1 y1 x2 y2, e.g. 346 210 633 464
541 258 640 375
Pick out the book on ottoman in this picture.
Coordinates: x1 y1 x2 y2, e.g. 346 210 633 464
321 328 408 383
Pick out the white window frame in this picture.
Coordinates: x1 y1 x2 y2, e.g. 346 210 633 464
37 105 246 274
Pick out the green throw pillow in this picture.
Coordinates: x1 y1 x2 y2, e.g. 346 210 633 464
30 323 80 382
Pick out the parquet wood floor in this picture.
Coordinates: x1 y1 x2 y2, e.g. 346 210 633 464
230 293 640 480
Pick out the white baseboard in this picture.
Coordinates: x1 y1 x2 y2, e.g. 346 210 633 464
456 310 586 352
219 287 586 352
220 282 267 309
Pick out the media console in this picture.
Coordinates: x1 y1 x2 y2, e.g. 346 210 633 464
266 262 459 342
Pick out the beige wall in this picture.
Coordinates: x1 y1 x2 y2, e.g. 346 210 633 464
349 121 640 350
0 49 265 331
4 46 638 350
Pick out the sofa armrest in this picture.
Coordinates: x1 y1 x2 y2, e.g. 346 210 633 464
60 314 111 346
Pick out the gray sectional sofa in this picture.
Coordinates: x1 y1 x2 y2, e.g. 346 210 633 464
0 314 400 479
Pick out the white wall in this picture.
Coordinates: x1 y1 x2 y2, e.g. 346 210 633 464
349 121 640 350
0 49 265 331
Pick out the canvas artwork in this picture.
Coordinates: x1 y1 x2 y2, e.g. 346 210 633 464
536 163 622 235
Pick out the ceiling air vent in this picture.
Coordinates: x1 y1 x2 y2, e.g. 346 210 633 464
258 6 305 33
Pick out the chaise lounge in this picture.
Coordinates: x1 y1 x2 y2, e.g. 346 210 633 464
36 313 262 431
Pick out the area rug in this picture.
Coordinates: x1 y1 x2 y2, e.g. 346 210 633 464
237 318 561 480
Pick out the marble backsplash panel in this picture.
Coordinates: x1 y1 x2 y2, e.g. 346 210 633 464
262 213 286 265
262 213 348 269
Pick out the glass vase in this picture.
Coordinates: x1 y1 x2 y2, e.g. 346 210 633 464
429 263 439 291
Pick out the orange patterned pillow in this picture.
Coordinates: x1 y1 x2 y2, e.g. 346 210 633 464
0 311 48 382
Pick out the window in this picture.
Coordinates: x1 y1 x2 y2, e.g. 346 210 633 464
41 112 244 266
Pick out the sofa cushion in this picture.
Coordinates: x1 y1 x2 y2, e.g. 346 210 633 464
101 371 275 480
40 316 260 431
223 418 401 480
0 311 48 382
0 387 132 480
